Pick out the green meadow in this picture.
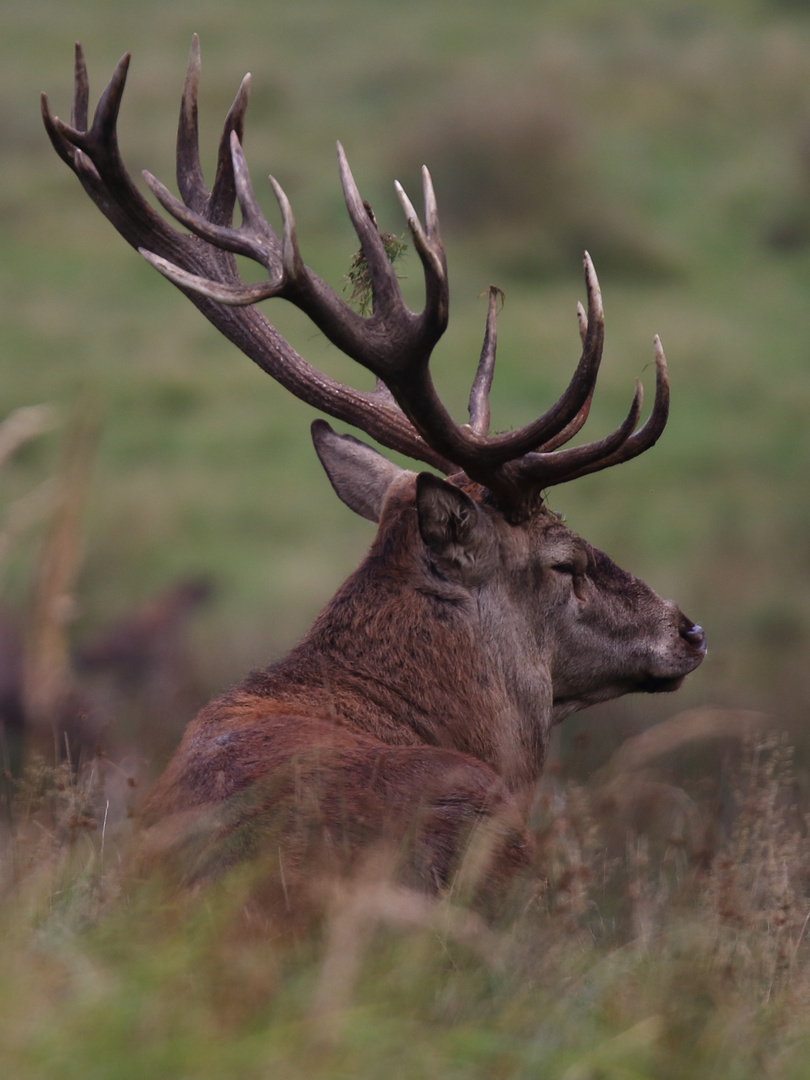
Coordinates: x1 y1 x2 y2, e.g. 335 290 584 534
3 0 810 1075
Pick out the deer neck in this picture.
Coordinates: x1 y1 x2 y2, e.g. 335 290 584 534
255 554 552 792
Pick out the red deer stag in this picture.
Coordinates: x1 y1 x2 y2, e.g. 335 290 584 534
42 40 706 896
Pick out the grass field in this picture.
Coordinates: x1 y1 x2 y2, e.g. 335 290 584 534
3 0 810 1075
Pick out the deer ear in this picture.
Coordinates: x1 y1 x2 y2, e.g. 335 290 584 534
416 472 482 563
311 419 406 523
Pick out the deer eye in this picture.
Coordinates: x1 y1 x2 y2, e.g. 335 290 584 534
550 562 578 577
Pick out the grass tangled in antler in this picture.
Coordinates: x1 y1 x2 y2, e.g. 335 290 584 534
343 202 408 316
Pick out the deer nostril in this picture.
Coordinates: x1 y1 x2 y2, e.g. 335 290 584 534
682 623 707 652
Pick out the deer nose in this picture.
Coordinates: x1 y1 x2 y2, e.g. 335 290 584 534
681 622 707 653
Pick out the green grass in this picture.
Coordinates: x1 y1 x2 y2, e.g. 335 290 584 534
3 0 810 1074
3 724 810 1079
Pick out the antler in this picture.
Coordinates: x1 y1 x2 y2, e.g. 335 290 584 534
42 38 670 519
41 39 452 474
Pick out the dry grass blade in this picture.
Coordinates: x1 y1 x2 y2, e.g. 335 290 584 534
593 707 772 783
578 708 774 860
0 405 56 471
0 405 59 575
308 848 503 1046
0 479 57 579
22 403 101 761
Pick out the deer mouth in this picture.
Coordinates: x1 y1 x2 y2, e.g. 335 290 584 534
637 672 689 694
638 621 707 693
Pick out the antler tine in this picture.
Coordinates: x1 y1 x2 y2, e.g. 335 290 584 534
556 336 670 484
426 251 605 470
394 171 448 329
91 52 130 147
143 159 301 305
71 42 89 130
337 143 403 314
142 129 282 279
269 174 305 283
139 248 278 306
208 74 250 226
517 338 670 491
533 301 594 453
625 336 670 453
176 34 205 211
394 170 445 273
576 300 588 345
468 287 501 436
228 130 272 236
176 33 251 226
42 53 181 254
43 52 131 162
41 93 81 171
142 166 277 273
513 378 644 489
536 389 594 454
422 165 441 241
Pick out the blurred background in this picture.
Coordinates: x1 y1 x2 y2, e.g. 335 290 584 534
1 0 809 780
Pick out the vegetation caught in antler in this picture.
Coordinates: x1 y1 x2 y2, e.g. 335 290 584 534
344 229 409 317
